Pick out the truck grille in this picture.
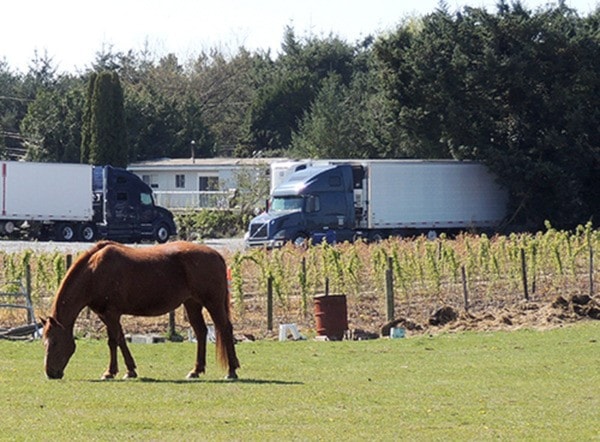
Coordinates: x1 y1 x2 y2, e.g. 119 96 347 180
249 222 268 239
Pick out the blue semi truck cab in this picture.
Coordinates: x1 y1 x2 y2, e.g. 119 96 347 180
90 166 177 243
245 164 359 247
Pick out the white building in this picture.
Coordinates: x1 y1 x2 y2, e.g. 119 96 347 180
127 157 276 210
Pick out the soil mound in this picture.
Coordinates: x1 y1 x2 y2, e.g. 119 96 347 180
425 294 600 334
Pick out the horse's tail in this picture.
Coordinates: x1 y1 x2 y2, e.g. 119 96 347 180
215 253 240 371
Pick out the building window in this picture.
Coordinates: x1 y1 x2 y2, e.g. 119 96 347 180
142 174 159 189
175 174 186 188
198 176 219 190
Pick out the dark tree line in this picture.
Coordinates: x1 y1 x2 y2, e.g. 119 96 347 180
375 1 600 228
0 1 598 229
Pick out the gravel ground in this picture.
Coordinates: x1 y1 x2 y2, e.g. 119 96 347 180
0 238 244 254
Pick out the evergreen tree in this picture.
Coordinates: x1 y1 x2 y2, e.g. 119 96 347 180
80 72 96 163
238 28 359 156
20 70 84 163
85 71 128 167
374 4 600 228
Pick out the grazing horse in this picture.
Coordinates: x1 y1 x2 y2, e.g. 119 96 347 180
42 241 240 380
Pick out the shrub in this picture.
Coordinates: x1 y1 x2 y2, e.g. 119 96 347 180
175 209 246 239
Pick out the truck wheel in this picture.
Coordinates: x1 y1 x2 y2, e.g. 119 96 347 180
292 233 308 247
154 224 170 243
0 221 16 235
369 232 384 243
55 223 76 241
78 224 96 242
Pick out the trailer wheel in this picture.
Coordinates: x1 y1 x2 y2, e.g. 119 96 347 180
55 223 76 241
78 224 97 242
154 223 170 243
427 230 438 240
0 221 16 235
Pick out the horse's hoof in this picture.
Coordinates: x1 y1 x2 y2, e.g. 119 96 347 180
225 373 238 381
186 372 200 379
123 372 137 379
101 373 115 380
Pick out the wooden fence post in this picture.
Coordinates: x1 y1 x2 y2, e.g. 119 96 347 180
590 244 594 297
25 264 32 324
461 265 469 312
168 311 176 339
300 257 307 317
386 257 394 321
267 276 273 331
520 248 529 301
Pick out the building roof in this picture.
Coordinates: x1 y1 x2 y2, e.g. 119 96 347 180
128 157 285 171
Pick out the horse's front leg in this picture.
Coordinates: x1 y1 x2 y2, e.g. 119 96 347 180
184 301 207 379
100 313 137 379
118 334 138 379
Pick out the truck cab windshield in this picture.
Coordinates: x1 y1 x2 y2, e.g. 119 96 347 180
270 196 303 212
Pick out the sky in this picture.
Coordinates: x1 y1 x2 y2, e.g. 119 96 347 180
1 0 598 74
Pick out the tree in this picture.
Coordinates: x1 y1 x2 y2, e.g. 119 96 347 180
237 27 359 156
120 52 215 161
374 4 600 228
20 86 83 162
291 44 395 159
0 60 29 158
80 72 96 163
82 71 128 167
19 58 84 163
239 67 314 155
188 49 263 156
292 74 369 158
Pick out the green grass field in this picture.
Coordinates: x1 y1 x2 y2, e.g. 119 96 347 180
1 322 599 441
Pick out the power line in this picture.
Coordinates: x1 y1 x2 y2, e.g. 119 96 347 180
0 95 32 102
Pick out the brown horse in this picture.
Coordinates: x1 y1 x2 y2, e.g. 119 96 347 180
42 240 240 380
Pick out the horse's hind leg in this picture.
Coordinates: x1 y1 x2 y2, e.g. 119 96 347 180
99 313 137 380
205 301 240 380
183 300 208 379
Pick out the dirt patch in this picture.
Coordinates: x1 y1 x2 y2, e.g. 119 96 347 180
343 292 599 341
91 293 600 341
423 294 600 335
5 292 598 341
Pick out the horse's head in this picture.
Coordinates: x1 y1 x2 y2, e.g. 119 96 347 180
42 317 76 379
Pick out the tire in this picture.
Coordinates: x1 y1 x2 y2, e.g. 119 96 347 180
154 223 170 243
78 224 97 242
369 232 384 243
55 223 76 241
1 221 16 235
292 233 308 247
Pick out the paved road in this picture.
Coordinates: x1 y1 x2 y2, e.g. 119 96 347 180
0 238 245 254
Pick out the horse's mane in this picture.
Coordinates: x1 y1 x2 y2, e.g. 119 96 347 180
51 240 118 313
